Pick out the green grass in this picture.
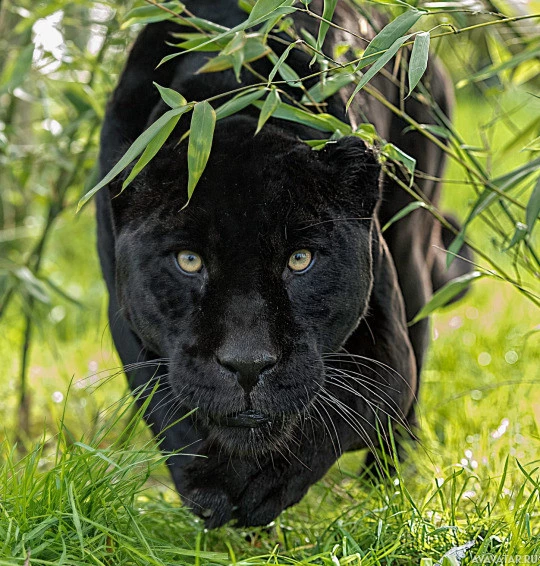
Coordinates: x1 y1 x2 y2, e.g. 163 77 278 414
0 88 539 564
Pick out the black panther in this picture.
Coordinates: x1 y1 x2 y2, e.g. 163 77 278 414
96 0 471 528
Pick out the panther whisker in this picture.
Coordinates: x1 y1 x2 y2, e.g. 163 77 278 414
323 358 402 394
325 350 414 393
323 351 405 380
324 367 405 418
323 387 399 457
322 352 417 402
320 387 383 443
319 390 388 469
297 217 372 230
311 397 343 459
325 366 402 401
308 399 334 449
320 407 377 462
157 396 183 429
85 359 171 395
326 375 411 435
303 384 318 444
144 390 175 420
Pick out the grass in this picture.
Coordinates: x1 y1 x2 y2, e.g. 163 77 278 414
0 87 539 564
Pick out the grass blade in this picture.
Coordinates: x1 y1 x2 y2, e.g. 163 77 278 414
68 483 85 555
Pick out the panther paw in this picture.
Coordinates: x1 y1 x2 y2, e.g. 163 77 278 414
183 486 234 528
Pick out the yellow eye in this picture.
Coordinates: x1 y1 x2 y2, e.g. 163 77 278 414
288 249 313 272
177 251 203 274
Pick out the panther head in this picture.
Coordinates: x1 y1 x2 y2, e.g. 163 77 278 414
109 116 381 456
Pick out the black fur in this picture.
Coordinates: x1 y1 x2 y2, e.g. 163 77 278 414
96 0 470 528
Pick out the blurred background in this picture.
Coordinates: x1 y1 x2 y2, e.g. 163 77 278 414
0 0 538 494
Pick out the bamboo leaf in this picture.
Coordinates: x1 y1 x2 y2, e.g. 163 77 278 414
122 106 191 190
526 176 540 233
522 135 540 152
504 222 528 250
382 142 416 176
268 42 297 83
196 36 270 74
256 88 281 134
403 123 451 139
348 35 412 108
268 45 302 87
239 0 256 13
302 67 357 103
187 101 216 201
446 231 465 268
215 89 265 120
382 201 428 232
457 44 540 87
408 32 430 95
78 106 189 211
410 271 484 325
316 0 338 52
0 44 34 95
353 123 377 144
172 17 229 34
12 267 51 304
160 6 293 66
492 158 540 192
446 157 540 264
224 32 247 82
122 1 185 28
252 101 352 133
360 9 424 65
223 31 247 55
173 34 227 52
153 82 187 108
247 0 289 24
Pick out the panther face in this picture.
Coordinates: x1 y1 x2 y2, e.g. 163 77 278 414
111 116 381 455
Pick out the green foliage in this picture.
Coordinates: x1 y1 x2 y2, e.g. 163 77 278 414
187 100 216 201
408 32 430 94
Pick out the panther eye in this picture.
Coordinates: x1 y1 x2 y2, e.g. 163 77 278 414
176 251 203 274
288 249 313 273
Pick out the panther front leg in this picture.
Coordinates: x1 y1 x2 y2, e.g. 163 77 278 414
179 426 342 528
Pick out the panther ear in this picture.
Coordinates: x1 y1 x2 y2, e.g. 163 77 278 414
107 175 163 231
319 136 381 214
107 177 142 229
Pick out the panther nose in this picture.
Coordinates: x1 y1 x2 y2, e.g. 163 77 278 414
217 350 278 393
